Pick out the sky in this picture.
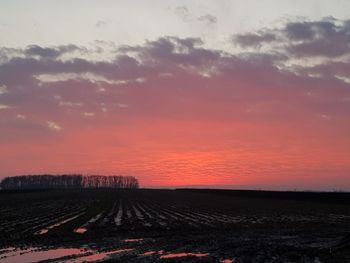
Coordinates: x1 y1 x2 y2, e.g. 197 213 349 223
0 1 350 190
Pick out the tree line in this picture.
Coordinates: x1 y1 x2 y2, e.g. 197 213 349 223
0 174 139 190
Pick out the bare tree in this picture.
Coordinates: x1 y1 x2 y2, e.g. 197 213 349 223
0 175 139 190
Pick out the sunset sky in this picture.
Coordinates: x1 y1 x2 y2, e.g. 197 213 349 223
1 0 350 190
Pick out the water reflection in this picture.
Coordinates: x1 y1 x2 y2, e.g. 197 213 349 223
140 251 156 256
0 245 211 262
74 227 87 234
160 252 209 259
139 250 164 256
69 248 134 262
0 248 15 254
35 213 84 235
0 247 136 263
221 259 235 263
0 248 86 263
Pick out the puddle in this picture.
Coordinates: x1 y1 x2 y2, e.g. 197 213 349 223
122 238 144 243
160 252 209 259
36 213 84 235
74 228 87 234
140 251 156 256
73 213 104 234
139 250 164 256
0 248 35 261
0 246 136 263
0 247 86 263
37 229 49 235
70 248 134 262
0 248 15 255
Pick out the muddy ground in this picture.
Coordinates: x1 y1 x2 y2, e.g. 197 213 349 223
0 189 349 262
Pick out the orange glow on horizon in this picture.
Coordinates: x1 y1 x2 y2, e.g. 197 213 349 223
1 116 349 190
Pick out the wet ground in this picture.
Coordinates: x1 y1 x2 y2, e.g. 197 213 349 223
0 189 349 262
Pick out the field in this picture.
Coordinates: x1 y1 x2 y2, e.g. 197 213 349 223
0 189 350 262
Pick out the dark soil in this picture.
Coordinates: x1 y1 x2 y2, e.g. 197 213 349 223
0 189 349 262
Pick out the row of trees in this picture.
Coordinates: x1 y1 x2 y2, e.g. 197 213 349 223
81 175 139 189
0 174 139 190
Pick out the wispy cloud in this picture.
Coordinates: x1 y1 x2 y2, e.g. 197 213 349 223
47 121 62 131
0 84 7 95
197 14 217 25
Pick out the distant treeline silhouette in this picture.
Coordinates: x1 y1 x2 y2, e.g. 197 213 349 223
0 175 139 190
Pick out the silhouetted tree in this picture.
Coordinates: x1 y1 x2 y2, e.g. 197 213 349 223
0 175 139 190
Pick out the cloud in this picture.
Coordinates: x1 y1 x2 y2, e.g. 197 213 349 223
198 14 217 25
0 104 10 110
285 19 350 58
24 44 79 59
83 112 95 117
174 6 217 27
35 72 124 85
233 17 350 58
234 33 276 48
284 21 316 41
59 101 83 107
288 36 350 58
24 45 61 58
174 6 191 22
142 37 220 66
0 85 7 95
47 121 62 131
16 114 25 119
117 103 128 108
96 20 107 28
